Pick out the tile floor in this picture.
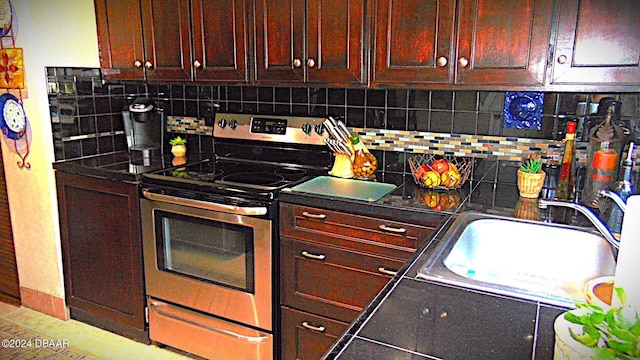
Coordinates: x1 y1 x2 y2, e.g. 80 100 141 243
0 301 193 359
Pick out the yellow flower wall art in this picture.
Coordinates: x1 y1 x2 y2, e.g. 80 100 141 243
0 47 23 89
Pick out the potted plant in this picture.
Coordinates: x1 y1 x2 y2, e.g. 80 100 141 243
554 287 640 360
169 136 187 157
517 158 546 198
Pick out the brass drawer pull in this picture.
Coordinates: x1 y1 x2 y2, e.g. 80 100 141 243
377 267 398 276
302 211 326 220
301 251 326 260
378 224 406 233
302 321 326 332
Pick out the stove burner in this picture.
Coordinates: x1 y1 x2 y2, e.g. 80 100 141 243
220 172 286 187
274 167 307 178
176 168 223 182
209 160 239 169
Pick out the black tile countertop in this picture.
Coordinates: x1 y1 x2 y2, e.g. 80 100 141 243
52 151 209 182
278 158 602 360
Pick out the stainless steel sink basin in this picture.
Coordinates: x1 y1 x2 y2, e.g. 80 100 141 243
417 212 616 307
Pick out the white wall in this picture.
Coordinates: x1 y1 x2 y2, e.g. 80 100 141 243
1 0 99 304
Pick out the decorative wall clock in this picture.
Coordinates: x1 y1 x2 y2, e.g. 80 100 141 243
0 92 30 168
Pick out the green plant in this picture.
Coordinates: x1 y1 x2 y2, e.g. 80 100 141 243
565 287 640 359
520 158 543 174
169 136 187 146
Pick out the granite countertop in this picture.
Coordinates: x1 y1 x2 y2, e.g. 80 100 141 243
52 151 209 182
279 159 604 360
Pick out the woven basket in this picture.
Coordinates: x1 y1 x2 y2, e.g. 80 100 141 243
409 154 472 190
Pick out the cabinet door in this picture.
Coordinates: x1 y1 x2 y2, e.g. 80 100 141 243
306 0 366 85
94 0 145 81
551 0 640 86
281 306 349 360
56 172 145 334
372 0 456 85
255 0 306 83
455 0 553 86
358 280 537 359
192 0 250 82
140 0 192 81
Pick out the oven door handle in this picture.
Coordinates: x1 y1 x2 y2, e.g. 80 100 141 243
142 189 267 216
150 301 271 344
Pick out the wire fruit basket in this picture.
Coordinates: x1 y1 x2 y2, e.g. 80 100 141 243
409 154 473 190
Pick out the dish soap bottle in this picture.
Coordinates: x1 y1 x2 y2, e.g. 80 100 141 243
556 121 577 200
350 133 378 180
608 142 634 236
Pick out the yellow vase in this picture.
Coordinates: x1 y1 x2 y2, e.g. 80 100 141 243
517 170 546 198
171 144 186 157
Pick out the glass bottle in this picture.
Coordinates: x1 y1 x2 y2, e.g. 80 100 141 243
556 121 577 200
582 105 625 207
350 133 378 179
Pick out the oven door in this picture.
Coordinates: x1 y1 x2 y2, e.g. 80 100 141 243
140 196 272 331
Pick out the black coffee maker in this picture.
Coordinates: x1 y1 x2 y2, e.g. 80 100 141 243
123 97 165 158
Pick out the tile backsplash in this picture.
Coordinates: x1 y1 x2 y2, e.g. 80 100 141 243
47 67 639 178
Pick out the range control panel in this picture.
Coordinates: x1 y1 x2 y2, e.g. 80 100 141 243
214 113 328 145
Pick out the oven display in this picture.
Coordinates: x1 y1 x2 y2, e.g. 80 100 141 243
251 117 287 135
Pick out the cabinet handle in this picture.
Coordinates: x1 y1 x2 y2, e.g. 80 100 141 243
377 267 398 276
436 56 448 67
307 58 316 68
292 58 302 68
194 60 202 69
301 251 326 260
557 55 568 64
378 224 406 234
302 211 326 220
144 61 154 69
301 321 326 333
134 60 142 68
458 57 469 68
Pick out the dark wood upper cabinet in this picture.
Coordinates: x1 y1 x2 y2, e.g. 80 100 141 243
551 0 640 86
95 0 250 83
94 0 146 81
254 0 366 85
456 0 553 86
372 0 456 84
373 0 554 88
191 0 250 82
140 0 192 81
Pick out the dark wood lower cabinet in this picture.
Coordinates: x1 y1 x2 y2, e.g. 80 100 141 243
279 202 446 359
56 172 147 343
281 306 349 360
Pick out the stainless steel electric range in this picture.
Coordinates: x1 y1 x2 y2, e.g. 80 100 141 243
140 113 331 359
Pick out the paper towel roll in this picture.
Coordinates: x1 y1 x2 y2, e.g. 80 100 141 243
612 195 640 309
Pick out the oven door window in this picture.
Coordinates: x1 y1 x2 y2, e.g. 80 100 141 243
154 211 255 293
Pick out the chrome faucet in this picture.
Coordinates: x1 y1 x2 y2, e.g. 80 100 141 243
539 190 623 249
599 190 627 213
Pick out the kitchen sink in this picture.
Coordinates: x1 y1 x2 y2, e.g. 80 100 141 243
417 212 616 308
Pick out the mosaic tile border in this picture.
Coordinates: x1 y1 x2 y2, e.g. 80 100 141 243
167 116 213 136
355 128 571 163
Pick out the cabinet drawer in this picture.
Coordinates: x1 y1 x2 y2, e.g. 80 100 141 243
281 306 349 360
280 203 436 260
281 237 403 323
